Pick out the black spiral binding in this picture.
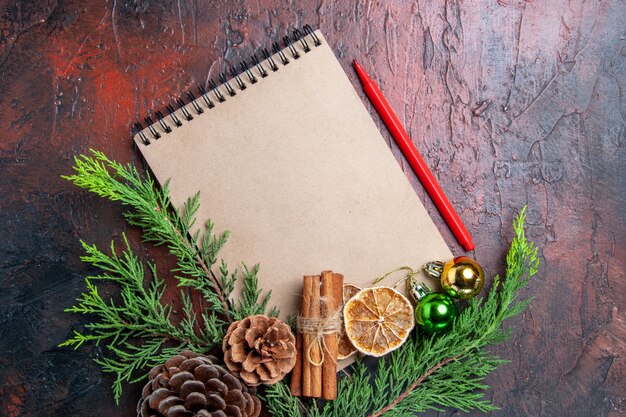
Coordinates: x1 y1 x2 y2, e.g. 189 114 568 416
133 25 322 145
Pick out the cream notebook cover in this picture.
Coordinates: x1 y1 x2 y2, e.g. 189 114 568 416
133 30 452 326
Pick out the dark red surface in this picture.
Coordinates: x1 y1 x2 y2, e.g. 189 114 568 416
354 59 475 251
1 1 624 416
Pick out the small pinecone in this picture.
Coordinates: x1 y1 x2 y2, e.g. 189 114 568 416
137 350 261 417
223 315 297 386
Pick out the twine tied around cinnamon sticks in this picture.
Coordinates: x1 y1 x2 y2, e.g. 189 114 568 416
290 271 344 400
296 301 342 367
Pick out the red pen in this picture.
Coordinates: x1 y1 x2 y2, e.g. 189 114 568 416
353 60 475 251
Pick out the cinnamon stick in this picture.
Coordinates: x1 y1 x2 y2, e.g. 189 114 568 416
302 274 321 397
321 271 343 400
310 274 323 398
289 277 307 396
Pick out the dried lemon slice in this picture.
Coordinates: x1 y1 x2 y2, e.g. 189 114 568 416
338 284 361 360
343 286 414 357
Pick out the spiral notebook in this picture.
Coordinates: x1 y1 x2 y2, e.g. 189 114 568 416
133 28 452 323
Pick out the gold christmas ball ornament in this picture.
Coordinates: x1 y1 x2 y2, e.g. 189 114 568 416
424 256 485 300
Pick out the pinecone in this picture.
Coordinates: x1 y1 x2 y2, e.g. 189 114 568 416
137 350 261 417
223 315 297 386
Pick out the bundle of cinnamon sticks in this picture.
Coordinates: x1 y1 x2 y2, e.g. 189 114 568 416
290 270 344 400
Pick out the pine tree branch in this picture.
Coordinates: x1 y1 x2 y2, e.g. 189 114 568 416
368 354 460 417
363 206 538 416
60 235 221 402
62 150 277 402
155 205 231 321
113 320 195 345
231 263 274 320
62 150 233 320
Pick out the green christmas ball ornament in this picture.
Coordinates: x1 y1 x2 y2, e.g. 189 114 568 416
408 282 458 333
424 256 485 300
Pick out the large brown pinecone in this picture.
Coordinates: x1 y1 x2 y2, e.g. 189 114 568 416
223 315 296 386
137 350 261 417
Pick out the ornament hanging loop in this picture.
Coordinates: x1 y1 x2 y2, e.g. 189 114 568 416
372 266 419 288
